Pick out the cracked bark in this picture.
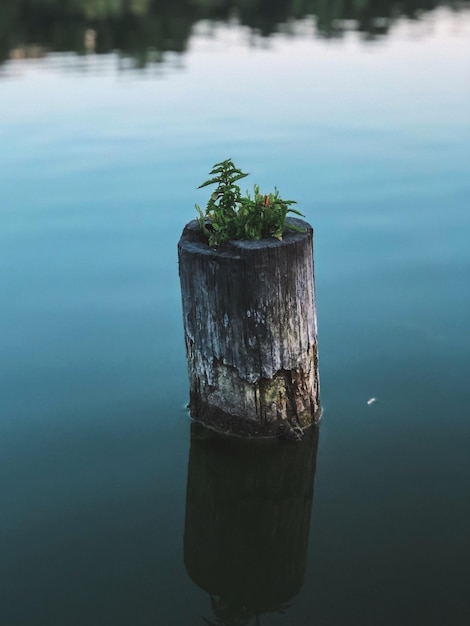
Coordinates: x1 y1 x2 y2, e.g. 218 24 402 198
178 218 320 437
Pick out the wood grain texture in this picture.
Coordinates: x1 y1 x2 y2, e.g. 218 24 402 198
178 217 320 437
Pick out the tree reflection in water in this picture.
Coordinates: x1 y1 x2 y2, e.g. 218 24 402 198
1 1 468 68
184 423 319 625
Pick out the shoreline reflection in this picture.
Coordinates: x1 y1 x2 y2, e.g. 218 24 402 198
1 0 469 71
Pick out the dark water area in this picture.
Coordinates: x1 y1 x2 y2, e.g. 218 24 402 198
1 1 470 625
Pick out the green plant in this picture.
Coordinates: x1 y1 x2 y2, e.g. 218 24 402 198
195 158 305 247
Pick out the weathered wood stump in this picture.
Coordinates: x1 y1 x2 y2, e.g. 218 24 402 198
178 217 320 437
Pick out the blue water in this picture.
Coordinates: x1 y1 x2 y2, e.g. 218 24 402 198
1 8 469 625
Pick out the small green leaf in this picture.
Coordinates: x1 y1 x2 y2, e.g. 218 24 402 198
288 207 304 216
198 177 221 189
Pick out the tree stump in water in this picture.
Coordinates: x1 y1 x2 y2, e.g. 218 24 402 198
178 217 320 438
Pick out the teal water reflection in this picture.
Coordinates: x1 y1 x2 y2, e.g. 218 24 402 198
1 4 469 625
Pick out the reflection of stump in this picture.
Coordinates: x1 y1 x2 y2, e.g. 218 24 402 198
184 424 319 620
178 218 320 437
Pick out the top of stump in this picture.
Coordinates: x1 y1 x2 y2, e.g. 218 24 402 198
179 217 313 258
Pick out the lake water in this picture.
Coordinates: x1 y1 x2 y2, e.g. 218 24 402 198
1 4 469 625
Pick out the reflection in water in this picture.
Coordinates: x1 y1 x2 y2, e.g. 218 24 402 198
1 0 469 69
184 423 319 625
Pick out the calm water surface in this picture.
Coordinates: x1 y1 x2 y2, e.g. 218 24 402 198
1 6 469 626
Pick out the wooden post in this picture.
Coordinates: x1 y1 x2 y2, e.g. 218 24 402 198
178 217 320 438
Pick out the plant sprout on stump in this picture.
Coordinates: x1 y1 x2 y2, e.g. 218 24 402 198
178 159 320 439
